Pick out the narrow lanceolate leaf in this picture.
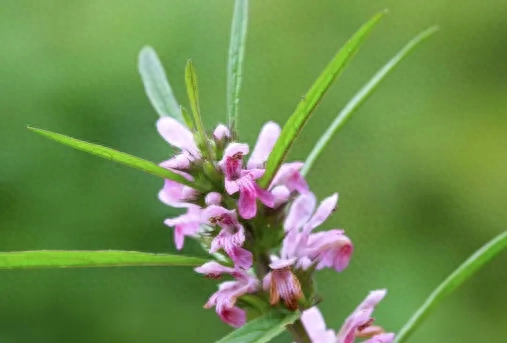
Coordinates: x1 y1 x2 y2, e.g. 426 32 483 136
216 311 300 343
138 46 183 121
28 127 203 190
301 26 439 176
0 250 208 269
395 231 507 343
227 0 249 130
258 11 387 188
185 60 212 158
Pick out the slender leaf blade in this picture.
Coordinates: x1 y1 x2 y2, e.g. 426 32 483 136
258 11 387 188
138 46 182 121
394 231 507 343
0 250 207 269
185 60 212 158
28 126 201 190
227 0 249 130
302 26 439 176
216 311 300 343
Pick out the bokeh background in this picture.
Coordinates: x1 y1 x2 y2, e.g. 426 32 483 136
1 0 506 342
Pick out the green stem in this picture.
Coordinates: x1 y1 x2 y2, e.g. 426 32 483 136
287 318 312 343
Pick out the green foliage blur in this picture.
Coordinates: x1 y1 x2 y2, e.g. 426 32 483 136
1 0 506 342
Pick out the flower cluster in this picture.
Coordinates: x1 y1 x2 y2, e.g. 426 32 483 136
157 116 394 341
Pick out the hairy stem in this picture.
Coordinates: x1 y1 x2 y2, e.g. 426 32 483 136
287 318 312 343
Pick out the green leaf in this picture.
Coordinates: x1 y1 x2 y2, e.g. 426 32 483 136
28 126 203 191
394 231 507 343
216 311 300 343
258 11 387 188
185 60 212 158
138 46 182 121
0 250 208 269
301 26 439 176
227 0 249 130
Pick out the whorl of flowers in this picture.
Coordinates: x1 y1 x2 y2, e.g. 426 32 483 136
157 116 394 342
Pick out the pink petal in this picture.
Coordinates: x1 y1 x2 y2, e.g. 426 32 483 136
301 307 336 343
357 290 387 310
195 261 236 277
220 143 249 179
255 184 275 208
224 179 240 194
284 193 316 232
362 333 395 343
223 142 249 158
270 162 308 193
156 117 199 157
238 189 257 219
159 154 192 170
205 192 222 206
218 306 247 328
304 193 338 233
202 205 239 229
247 121 281 169
269 257 297 269
228 246 253 269
213 124 231 140
244 168 265 180
271 185 290 208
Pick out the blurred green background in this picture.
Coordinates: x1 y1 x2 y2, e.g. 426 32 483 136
1 0 506 342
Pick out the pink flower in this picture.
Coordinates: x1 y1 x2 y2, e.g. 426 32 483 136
271 162 309 194
157 116 200 158
220 143 249 180
262 258 303 310
163 205 202 250
213 124 231 141
203 206 253 269
300 290 395 343
336 290 394 343
247 121 281 169
281 192 353 272
300 307 336 343
195 261 259 328
219 143 274 218
305 230 353 272
205 192 222 206
225 169 275 219
158 156 197 208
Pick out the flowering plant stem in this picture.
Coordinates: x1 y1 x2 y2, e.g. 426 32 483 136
287 318 312 343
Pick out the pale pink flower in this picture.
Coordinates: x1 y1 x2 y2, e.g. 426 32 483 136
157 116 199 158
305 230 353 272
219 143 249 179
195 261 259 328
247 121 281 169
163 205 202 250
213 124 231 141
271 162 309 194
262 257 303 310
281 192 353 272
225 169 275 219
300 307 336 343
205 192 222 206
300 290 394 343
203 206 253 268
336 290 394 343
